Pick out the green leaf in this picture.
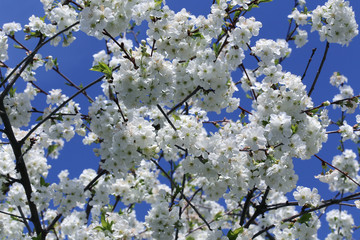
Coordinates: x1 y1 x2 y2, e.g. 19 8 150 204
56 114 63 121
35 116 43 121
227 227 244 240
154 0 162 7
172 114 181 121
9 87 16 97
267 154 278 164
186 237 195 240
13 44 23 49
298 212 312 224
213 42 221 57
90 62 113 79
234 10 241 19
291 124 298 134
26 31 42 40
47 144 58 156
246 4 259 11
101 212 107 228
309 108 319 114
191 31 204 39
95 211 115 233
53 58 58 68
213 211 223 221
303 6 309 14
40 176 50 187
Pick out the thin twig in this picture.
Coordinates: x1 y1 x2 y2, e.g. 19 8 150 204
17 206 32 234
308 42 330 97
240 64 257 101
20 66 119 144
252 191 360 238
301 48 317 81
0 209 30 220
53 67 94 102
102 29 138 69
167 86 202 116
238 106 252 115
0 21 80 101
157 104 177 131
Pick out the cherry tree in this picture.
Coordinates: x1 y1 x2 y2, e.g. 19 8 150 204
0 0 359 239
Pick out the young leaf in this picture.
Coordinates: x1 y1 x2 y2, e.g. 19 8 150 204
172 114 181 121
47 144 58 156
154 0 163 7
227 227 244 240
90 62 113 79
13 44 24 49
291 124 298 134
40 176 50 187
35 116 43 122
298 212 312 224
9 87 16 97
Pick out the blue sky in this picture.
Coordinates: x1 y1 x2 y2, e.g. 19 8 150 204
1 0 360 238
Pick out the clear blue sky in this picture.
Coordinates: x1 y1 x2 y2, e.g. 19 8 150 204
1 0 360 238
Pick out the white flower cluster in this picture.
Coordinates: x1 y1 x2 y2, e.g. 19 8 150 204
330 72 348 87
294 29 308 48
311 0 359 46
51 170 91 216
87 97 159 176
339 121 358 142
0 31 8 62
316 149 360 193
1 0 360 239
3 54 45 82
252 39 291 66
26 1 79 47
330 73 358 113
231 0 251 10
42 89 83 143
229 16 262 47
234 37 329 192
102 3 245 113
0 199 27 239
145 201 180 240
2 21 22 35
293 186 321 207
80 0 152 40
288 5 309 49
288 9 309 26
250 70 328 161
326 209 354 240
3 83 36 128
